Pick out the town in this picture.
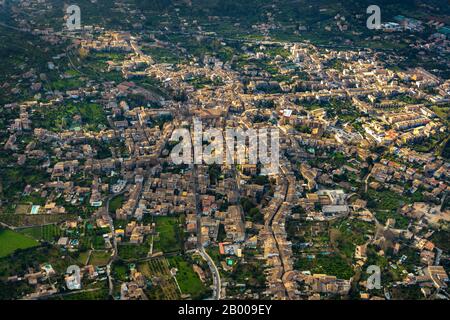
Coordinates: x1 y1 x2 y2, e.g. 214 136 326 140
0 0 449 302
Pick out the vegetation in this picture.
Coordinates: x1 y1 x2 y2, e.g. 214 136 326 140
431 230 450 253
330 219 375 259
31 102 108 132
168 255 208 299
50 287 110 300
0 166 49 201
138 258 180 300
240 197 263 224
152 216 183 254
441 138 450 160
0 244 76 277
18 225 61 242
118 241 151 260
0 229 39 258
295 253 354 280
109 195 125 214
89 251 112 266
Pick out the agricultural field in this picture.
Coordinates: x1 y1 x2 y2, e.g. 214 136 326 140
118 240 151 261
0 214 77 228
138 258 180 300
18 224 62 242
0 229 39 258
167 255 209 299
89 251 112 267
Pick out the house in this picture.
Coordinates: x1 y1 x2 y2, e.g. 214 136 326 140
424 266 449 289
57 237 69 247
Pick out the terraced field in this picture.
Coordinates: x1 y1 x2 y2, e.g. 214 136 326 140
18 224 62 242
138 258 180 300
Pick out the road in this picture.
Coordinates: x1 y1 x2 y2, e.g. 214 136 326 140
435 248 443 266
364 172 371 193
266 162 291 298
198 248 221 299
192 165 222 300
104 193 120 298
439 192 448 213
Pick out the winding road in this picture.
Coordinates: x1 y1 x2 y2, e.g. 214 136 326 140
192 165 222 300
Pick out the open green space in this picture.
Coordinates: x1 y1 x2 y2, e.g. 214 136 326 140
89 251 111 266
152 216 183 254
168 255 208 299
330 219 375 259
0 229 39 258
118 241 151 260
294 253 354 280
0 244 77 278
31 102 108 132
109 195 125 214
138 258 181 300
18 224 62 242
50 287 110 300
